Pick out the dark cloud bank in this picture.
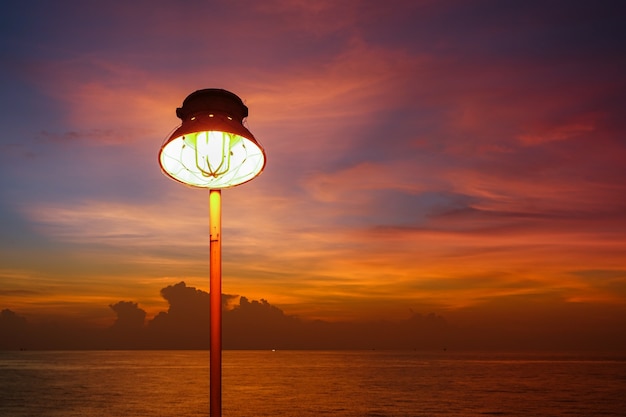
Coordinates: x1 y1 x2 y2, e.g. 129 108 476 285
1 282 624 351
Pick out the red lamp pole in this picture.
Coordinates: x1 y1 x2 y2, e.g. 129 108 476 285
209 189 222 417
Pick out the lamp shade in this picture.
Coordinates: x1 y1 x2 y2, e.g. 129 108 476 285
159 89 266 188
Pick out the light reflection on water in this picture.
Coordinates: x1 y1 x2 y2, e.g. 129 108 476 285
0 350 624 416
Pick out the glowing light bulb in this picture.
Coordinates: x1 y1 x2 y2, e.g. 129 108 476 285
195 131 231 177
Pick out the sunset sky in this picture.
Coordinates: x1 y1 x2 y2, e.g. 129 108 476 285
1 1 625 349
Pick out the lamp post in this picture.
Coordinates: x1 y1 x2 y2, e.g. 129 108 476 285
158 89 266 417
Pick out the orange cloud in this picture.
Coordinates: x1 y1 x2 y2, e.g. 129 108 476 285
518 121 596 146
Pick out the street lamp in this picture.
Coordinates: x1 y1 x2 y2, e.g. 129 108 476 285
158 88 266 417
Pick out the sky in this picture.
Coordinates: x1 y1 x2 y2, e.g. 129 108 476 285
1 0 625 350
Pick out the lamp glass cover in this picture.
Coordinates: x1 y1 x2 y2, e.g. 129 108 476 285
159 129 265 188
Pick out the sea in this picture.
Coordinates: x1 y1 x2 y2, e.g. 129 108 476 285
0 350 624 416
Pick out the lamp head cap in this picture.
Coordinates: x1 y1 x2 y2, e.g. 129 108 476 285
176 89 249 121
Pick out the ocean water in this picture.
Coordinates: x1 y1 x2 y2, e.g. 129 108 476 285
0 350 624 416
